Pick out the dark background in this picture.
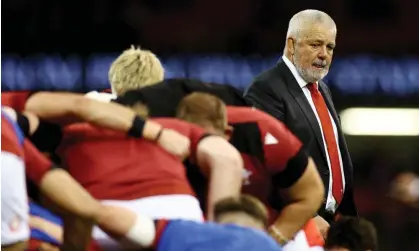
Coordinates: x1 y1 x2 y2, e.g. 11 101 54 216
2 0 419 55
2 0 419 250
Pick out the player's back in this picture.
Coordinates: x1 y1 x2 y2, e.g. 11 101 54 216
227 106 285 128
225 106 299 223
59 118 199 200
114 79 249 117
158 220 282 251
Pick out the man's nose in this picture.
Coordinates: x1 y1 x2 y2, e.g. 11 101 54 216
317 46 327 59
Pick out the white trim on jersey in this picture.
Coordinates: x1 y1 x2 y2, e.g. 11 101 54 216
92 194 203 250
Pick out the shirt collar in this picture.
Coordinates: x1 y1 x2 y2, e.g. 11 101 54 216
281 55 318 90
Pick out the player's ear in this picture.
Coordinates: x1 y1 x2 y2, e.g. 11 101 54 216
224 125 234 139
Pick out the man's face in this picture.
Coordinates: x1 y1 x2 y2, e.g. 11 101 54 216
290 24 336 83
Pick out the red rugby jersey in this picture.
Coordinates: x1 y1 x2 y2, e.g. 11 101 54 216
226 106 306 224
2 115 53 185
58 118 208 200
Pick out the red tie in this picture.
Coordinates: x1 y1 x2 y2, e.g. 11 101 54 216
307 83 343 204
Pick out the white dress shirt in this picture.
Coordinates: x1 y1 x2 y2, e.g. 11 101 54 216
282 56 345 213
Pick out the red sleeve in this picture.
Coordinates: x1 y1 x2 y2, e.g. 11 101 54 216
261 119 309 188
23 139 54 185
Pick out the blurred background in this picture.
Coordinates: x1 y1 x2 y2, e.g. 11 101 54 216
2 0 419 250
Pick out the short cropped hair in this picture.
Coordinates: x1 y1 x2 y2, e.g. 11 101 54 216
326 216 378 251
214 195 269 228
176 92 227 132
108 46 164 96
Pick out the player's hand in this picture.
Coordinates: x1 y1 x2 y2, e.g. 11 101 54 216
313 215 330 240
157 129 191 159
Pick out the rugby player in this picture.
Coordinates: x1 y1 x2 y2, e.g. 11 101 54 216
2 111 102 251
176 93 325 247
22 92 244 250
93 195 283 251
111 80 325 249
1 95 193 250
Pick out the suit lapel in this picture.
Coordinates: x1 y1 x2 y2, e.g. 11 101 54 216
319 82 340 127
274 61 328 161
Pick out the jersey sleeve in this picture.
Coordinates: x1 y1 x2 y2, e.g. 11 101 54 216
261 120 309 188
23 138 54 185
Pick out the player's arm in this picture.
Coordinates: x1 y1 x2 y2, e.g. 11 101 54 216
264 123 324 244
23 139 102 250
23 139 102 218
24 92 162 141
189 127 244 220
93 205 165 249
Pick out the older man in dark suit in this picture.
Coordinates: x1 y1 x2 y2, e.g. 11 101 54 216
244 9 357 238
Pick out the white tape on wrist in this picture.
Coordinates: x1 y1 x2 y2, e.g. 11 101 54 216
123 214 156 248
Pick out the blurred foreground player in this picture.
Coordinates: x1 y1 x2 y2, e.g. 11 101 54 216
325 217 377 251
23 92 191 159
2 110 105 251
176 93 325 248
2 97 193 251
23 92 244 249
25 92 243 220
112 80 325 246
2 107 195 251
95 195 283 251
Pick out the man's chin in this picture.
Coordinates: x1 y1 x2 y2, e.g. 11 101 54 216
307 71 328 83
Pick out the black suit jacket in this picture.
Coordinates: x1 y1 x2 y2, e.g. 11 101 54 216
244 59 357 219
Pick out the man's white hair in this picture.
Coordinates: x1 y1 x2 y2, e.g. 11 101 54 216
286 9 336 40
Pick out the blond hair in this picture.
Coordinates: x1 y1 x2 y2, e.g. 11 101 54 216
108 46 164 96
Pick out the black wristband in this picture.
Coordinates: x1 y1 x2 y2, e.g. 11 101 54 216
16 113 30 137
127 116 146 138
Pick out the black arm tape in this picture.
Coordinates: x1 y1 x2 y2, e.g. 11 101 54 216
127 116 146 138
16 113 30 137
29 120 63 153
272 148 309 189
